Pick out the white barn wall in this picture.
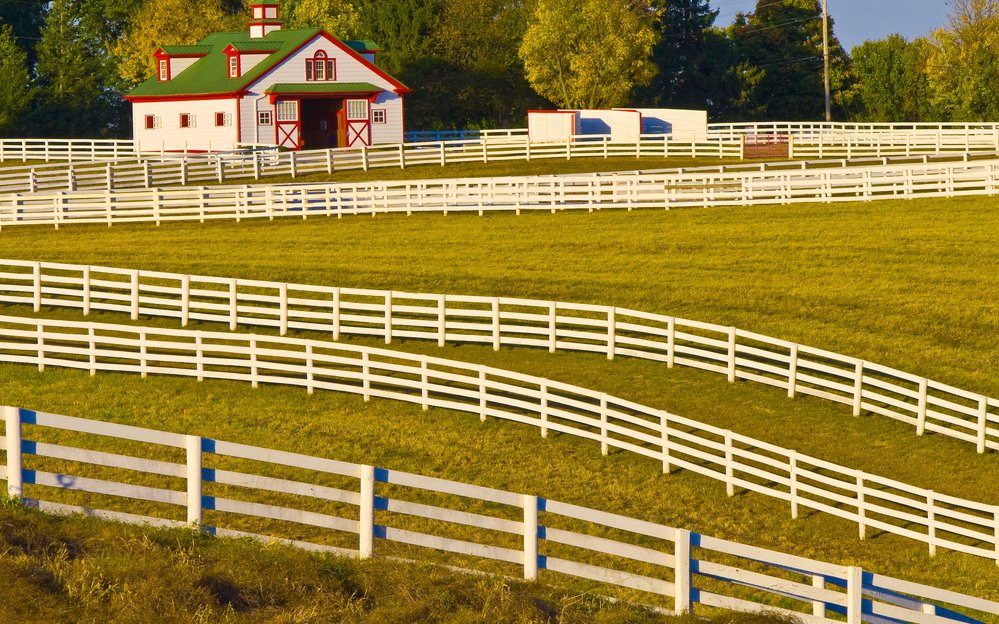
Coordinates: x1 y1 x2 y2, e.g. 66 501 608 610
170 58 199 76
528 111 577 143
567 110 643 142
620 108 708 142
134 99 240 153
370 91 404 144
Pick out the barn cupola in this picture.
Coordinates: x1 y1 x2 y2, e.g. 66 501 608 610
248 0 283 39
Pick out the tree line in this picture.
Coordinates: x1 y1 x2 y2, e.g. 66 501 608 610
0 0 995 138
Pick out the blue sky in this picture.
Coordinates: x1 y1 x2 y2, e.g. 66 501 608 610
712 0 951 52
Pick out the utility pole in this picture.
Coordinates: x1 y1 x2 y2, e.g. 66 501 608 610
822 0 831 122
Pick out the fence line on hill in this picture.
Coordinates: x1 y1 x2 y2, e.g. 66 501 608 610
2 260 995 457
0 314 996 564
5 406 997 623
0 135 742 195
2 155 999 230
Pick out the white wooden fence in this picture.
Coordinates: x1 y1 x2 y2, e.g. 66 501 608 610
2 260 995 458
0 314 997 563
5 406 996 623
0 135 742 196
0 138 139 163
2 154 999 230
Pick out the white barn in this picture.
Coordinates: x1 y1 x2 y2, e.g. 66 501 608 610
126 0 410 153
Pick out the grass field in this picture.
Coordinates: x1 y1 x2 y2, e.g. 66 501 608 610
2 190 999 607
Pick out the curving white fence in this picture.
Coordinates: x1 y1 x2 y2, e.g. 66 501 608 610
0 314 996 563
0 138 138 163
0 135 742 196
1 260 995 455
5 406 996 623
1 154 999 231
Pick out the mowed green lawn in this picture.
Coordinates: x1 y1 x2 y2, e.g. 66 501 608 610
1 194 999 607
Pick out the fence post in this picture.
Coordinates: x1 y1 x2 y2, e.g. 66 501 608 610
195 335 204 381
727 327 737 383
88 327 97 376
139 332 148 378
787 344 799 398
326 149 334 175
439 141 446 167
523 494 539 580
249 339 258 388
540 384 549 438
606 309 616 360
673 528 692 615
180 275 191 327
977 396 989 454
916 379 928 435
846 566 863 624
229 280 238 331
600 394 609 455
289 150 297 178
185 435 202 525
362 352 370 401
667 317 676 368
180 157 188 186
492 298 501 351
437 294 446 347
143 160 151 188
32 262 41 312
853 361 864 417
812 575 825 618
661 413 671 474
216 155 224 183
790 451 799 519
359 465 375 559
927 490 936 556
724 431 735 496
4 406 22 500
384 293 393 344
332 288 341 341
399 143 406 169
130 270 140 320
253 151 260 180
80 266 91 315
857 475 866 539
479 369 488 422
548 303 557 353
277 284 288 336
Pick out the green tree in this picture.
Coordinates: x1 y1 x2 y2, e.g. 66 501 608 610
637 0 731 113
926 0 999 121
0 23 31 134
728 0 850 120
851 35 933 122
355 0 443 75
114 0 241 85
519 0 658 109
0 0 46 64
283 0 362 39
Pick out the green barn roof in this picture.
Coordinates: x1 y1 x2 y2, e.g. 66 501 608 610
128 27 407 101
265 82 383 95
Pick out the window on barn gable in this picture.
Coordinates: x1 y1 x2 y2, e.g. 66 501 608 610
258 110 272 126
305 50 335 81
158 59 169 81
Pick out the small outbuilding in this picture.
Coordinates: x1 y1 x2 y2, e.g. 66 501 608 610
126 0 410 152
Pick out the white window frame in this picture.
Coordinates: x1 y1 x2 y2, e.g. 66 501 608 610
371 109 386 124
346 99 369 121
276 100 298 122
215 112 232 127
258 110 273 126
179 113 196 129
229 56 239 78
158 59 169 81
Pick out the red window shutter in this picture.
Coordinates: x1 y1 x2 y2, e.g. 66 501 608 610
145 115 155 130
216 112 225 127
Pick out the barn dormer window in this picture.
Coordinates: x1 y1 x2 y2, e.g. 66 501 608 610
229 55 239 78
158 59 169 81
306 50 335 81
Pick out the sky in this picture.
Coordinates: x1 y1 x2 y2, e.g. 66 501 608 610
712 0 951 52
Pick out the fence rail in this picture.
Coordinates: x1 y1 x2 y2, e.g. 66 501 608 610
3 155 999 230
0 135 742 196
5 406 996 623
0 314 997 563
2 260 995 457
0 138 139 163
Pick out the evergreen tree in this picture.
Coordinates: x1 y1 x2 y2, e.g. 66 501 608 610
0 0 46 65
355 0 444 76
728 0 850 120
0 23 31 135
637 0 731 114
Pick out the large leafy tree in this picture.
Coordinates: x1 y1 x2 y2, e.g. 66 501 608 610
114 0 241 85
851 35 933 122
282 0 362 39
0 0 46 64
0 23 31 134
926 0 999 121
728 0 850 120
519 0 658 109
